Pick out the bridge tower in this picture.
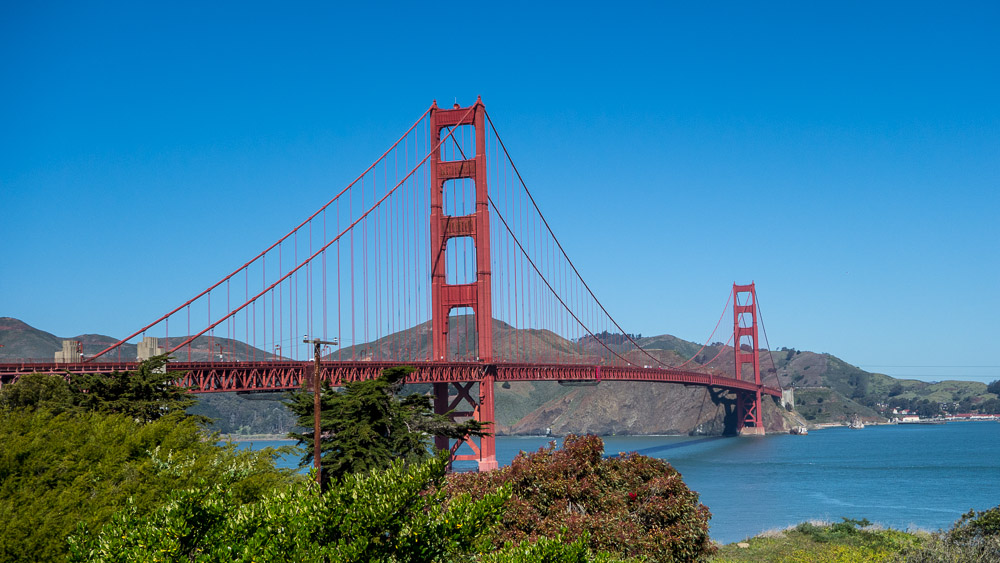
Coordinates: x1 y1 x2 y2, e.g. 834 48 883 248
429 98 498 471
734 283 765 436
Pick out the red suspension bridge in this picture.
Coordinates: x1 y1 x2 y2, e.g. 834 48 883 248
1 99 781 471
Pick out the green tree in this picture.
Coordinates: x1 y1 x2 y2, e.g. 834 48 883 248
914 399 942 418
0 355 198 422
0 372 74 412
69 354 198 422
978 398 1000 414
285 366 489 483
987 379 1000 396
849 372 870 399
69 452 510 563
0 409 295 563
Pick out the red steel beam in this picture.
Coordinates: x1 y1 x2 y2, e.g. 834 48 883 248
0 360 781 397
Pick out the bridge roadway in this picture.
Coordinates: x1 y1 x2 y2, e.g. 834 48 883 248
0 360 780 397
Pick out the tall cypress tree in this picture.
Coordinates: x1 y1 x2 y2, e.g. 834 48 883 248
285 366 488 482
1 355 197 422
69 354 197 421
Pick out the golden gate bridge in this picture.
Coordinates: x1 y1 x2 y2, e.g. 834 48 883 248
0 98 782 471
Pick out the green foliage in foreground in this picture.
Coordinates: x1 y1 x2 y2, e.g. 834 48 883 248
445 434 713 562
480 534 643 563
70 452 508 563
285 366 489 483
70 450 638 563
0 409 295 563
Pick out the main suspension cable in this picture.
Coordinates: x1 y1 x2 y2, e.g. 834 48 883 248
165 106 475 355
90 107 433 362
487 195 633 366
484 110 668 369
755 293 782 389
675 287 734 368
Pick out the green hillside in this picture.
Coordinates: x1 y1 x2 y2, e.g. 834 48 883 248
765 348 999 423
793 387 881 423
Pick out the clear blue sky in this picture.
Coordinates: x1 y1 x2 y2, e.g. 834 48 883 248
2 1 997 383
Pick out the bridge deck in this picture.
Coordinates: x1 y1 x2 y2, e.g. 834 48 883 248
0 360 779 396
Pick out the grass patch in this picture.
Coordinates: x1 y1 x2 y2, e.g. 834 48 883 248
710 519 922 562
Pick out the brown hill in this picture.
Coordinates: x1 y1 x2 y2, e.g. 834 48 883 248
334 315 628 364
0 317 275 363
0 317 132 360
0 317 65 359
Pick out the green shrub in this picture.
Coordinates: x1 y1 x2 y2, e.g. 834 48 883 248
896 505 1000 562
0 409 293 562
948 505 1000 548
69 452 510 563
795 518 872 542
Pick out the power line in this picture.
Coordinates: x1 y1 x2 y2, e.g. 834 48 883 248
860 365 999 368
875 374 998 379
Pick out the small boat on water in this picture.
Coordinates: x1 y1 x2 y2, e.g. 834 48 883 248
790 426 808 435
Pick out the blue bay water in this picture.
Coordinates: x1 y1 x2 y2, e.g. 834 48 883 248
234 421 1000 544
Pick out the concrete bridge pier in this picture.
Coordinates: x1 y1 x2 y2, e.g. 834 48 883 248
137 337 164 360
781 387 794 409
54 340 81 363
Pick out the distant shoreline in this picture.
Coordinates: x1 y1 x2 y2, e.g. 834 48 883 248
219 433 295 442
218 423 960 442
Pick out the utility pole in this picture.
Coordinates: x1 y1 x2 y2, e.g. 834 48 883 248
303 337 338 489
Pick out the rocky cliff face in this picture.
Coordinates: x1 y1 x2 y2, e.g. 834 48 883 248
496 381 800 436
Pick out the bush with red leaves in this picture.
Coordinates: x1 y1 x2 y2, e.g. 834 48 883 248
444 434 714 562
